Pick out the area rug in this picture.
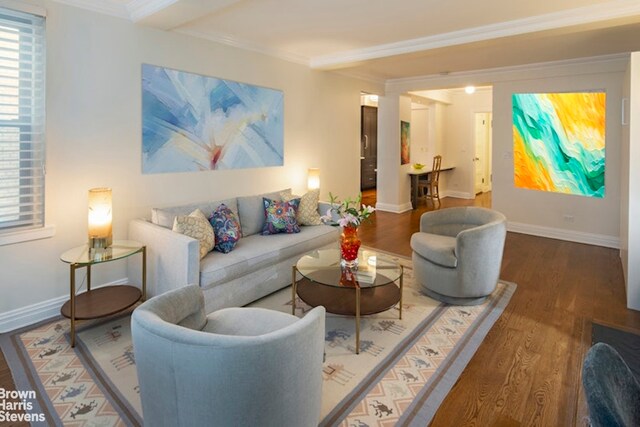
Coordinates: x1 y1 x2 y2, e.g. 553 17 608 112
0 253 516 427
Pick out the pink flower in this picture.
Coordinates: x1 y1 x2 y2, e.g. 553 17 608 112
338 213 358 227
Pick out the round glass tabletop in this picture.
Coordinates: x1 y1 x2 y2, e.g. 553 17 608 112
296 247 402 288
60 240 143 265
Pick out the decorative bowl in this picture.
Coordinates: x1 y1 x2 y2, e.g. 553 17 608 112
413 163 425 170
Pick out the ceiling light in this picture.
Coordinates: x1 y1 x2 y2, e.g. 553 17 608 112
465 86 476 94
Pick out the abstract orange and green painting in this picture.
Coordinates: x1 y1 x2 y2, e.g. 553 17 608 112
512 92 605 198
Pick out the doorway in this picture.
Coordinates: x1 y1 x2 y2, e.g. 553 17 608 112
360 94 378 191
473 112 492 194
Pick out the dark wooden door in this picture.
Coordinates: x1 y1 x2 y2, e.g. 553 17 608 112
361 106 378 190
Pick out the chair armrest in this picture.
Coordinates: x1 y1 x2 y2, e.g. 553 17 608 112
128 219 200 298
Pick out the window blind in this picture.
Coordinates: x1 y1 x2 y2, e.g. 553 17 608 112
0 7 45 232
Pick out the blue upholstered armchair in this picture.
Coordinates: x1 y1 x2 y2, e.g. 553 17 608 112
583 342 640 427
410 207 507 305
131 285 326 427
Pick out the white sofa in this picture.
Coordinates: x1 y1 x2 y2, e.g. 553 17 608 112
128 189 339 312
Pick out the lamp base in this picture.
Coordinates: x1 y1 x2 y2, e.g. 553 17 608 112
89 236 112 249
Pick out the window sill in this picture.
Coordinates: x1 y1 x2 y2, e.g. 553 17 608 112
0 225 56 246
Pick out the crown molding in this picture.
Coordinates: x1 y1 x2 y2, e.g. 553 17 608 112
174 28 310 66
50 0 129 19
127 0 176 22
386 53 630 92
332 69 386 86
310 0 640 70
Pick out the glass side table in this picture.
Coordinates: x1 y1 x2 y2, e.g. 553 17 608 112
60 240 146 347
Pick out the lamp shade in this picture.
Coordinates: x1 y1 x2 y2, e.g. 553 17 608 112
307 168 320 191
88 187 112 249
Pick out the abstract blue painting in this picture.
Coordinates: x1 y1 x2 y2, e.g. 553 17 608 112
142 64 284 173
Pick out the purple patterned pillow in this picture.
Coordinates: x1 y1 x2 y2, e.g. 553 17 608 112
261 198 301 235
209 204 242 253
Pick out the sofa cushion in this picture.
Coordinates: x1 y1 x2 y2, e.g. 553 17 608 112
261 198 301 235
281 189 322 226
152 198 238 229
172 209 215 260
210 204 242 254
199 225 339 290
410 232 457 268
237 189 289 237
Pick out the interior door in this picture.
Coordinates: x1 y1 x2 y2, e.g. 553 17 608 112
360 106 378 190
474 112 491 194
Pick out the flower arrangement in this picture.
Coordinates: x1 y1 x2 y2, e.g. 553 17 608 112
320 193 375 228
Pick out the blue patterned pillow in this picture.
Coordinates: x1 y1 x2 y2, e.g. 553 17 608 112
209 204 242 253
261 198 301 235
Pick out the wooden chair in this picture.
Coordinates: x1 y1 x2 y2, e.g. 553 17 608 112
418 155 442 208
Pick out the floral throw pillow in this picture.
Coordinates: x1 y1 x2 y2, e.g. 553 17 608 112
209 204 242 253
280 189 322 226
172 209 215 260
261 197 301 235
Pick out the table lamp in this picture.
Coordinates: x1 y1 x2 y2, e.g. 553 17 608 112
307 168 320 191
88 187 112 249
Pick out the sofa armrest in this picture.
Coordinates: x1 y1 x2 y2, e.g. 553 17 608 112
128 218 200 298
318 201 342 223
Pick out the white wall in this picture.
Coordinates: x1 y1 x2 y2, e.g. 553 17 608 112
0 1 382 327
410 106 428 165
375 94 413 212
492 67 623 247
621 52 640 310
442 88 493 198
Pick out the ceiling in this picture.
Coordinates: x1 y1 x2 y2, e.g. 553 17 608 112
55 0 640 82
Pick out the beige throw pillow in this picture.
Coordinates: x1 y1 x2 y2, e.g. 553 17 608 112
280 189 322 226
172 209 215 259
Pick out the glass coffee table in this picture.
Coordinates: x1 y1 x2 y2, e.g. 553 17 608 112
292 248 403 354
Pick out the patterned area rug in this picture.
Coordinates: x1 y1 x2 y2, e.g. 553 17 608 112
0 253 515 426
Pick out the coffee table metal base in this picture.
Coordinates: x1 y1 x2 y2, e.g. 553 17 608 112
292 266 403 354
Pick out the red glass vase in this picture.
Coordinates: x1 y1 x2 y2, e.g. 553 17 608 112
340 225 361 268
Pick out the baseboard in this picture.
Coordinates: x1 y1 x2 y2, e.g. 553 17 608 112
375 201 413 213
507 221 620 249
0 278 129 333
441 190 474 199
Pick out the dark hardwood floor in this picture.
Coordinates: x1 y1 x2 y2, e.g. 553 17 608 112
2 189 638 426
359 189 640 426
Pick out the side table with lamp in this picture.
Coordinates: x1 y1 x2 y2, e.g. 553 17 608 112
60 188 146 347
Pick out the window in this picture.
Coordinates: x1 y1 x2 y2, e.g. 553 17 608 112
0 7 45 234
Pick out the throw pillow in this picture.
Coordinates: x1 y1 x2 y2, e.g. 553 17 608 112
280 189 322 226
209 203 242 253
172 209 215 260
261 197 301 235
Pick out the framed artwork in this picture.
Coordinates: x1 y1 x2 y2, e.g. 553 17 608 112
141 64 284 174
512 92 605 198
401 120 410 165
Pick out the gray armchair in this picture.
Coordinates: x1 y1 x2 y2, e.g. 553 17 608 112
131 285 325 427
410 207 506 305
